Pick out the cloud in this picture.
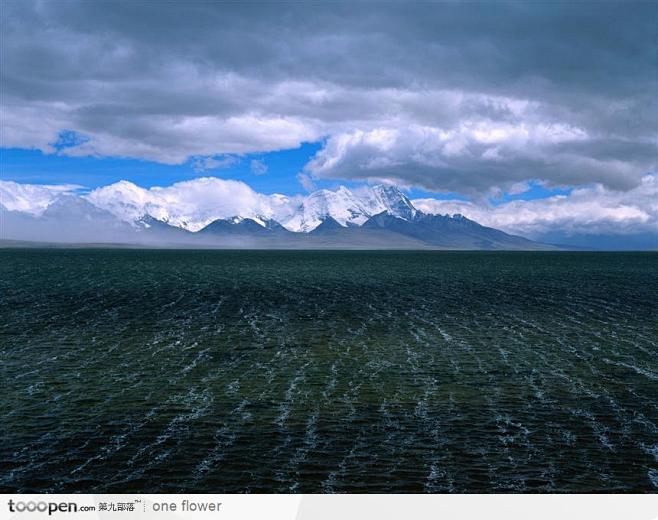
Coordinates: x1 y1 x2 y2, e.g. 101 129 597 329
1 1 655 194
84 177 294 231
413 174 658 240
297 173 316 192
303 121 653 194
507 182 531 196
250 159 268 175
192 155 239 173
0 181 83 216
4 175 656 248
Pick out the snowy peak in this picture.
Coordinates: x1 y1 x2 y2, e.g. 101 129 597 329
370 185 417 221
279 184 419 232
4 178 422 234
198 215 292 236
85 180 164 227
281 186 370 232
1 179 554 249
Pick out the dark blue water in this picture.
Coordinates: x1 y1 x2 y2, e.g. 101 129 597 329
1 250 657 492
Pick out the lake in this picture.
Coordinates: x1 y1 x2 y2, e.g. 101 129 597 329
1 250 656 492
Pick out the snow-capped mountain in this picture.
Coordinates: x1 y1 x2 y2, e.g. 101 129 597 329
281 186 371 232
81 179 420 233
280 184 419 232
369 185 417 221
199 216 291 235
0 178 554 249
85 178 295 232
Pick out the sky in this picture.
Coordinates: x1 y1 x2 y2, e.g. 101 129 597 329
1 1 657 247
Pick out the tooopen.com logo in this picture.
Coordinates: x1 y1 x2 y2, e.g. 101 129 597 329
8 500 96 515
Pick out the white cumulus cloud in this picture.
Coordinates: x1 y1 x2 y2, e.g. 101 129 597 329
192 155 240 172
0 181 82 216
85 178 294 231
304 122 649 194
250 159 268 175
413 174 658 239
3 175 656 248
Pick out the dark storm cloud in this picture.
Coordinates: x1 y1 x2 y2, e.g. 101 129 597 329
1 0 656 192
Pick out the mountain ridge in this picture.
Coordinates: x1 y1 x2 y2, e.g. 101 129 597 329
1 182 557 249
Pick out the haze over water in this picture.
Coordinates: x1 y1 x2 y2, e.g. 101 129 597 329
1 250 657 492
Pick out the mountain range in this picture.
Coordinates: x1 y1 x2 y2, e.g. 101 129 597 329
1 183 555 249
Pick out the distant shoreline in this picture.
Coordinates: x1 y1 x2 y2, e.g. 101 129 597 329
1 239 655 252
